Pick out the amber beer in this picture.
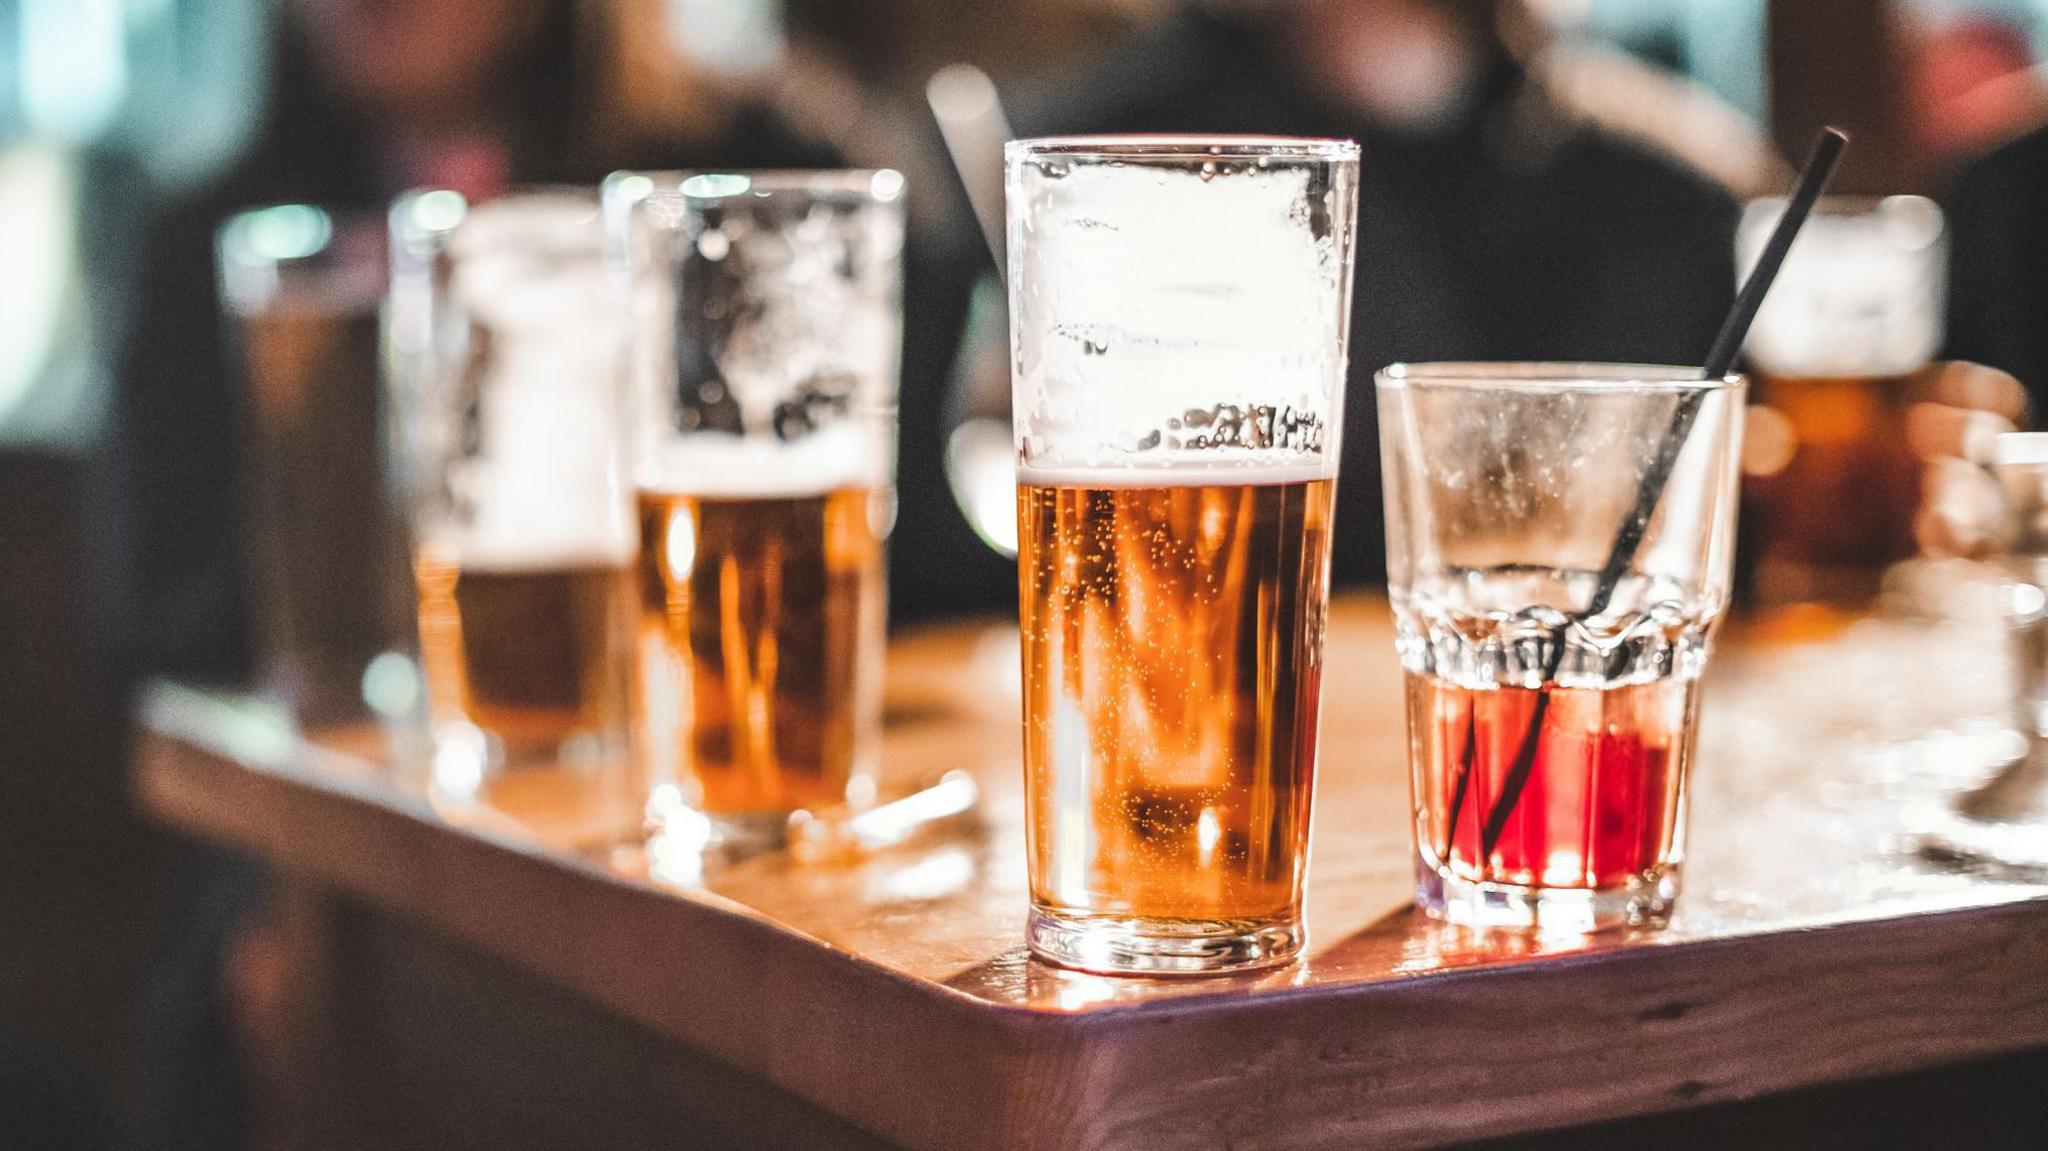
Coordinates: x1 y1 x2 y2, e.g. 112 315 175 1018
1018 470 1334 946
636 485 887 823
415 551 641 846
1744 369 1925 604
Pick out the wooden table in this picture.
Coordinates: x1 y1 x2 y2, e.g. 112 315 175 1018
136 595 2048 1150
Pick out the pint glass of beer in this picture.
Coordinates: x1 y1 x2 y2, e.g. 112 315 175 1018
389 189 642 850
218 205 418 732
1737 196 1948 605
607 170 904 849
1005 137 1359 974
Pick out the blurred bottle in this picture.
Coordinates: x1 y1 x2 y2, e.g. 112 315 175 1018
217 204 421 733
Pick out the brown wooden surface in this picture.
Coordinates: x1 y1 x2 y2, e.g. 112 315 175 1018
137 593 2048 1150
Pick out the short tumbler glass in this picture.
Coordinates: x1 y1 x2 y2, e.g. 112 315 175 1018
1378 364 1744 933
1007 136 1359 974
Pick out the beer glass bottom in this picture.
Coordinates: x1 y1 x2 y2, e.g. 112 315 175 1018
1027 906 1302 976
706 810 793 854
1415 856 1681 934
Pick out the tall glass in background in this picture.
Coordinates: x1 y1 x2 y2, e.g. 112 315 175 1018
608 170 904 850
218 205 418 733
1007 137 1358 974
1737 196 1948 606
389 189 642 851
1379 364 1744 933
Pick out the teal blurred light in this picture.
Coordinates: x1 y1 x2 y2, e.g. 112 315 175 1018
0 0 266 448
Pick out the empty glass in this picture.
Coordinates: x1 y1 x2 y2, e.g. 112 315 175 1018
217 204 418 733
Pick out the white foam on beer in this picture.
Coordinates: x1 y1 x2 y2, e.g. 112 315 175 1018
441 194 636 570
1008 156 1348 472
637 421 890 497
1738 197 1944 378
1017 459 1334 489
452 362 636 569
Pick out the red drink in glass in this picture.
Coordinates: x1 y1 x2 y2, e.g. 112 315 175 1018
1405 672 1695 895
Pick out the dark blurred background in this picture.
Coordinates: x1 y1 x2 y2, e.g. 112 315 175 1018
3 1 2047 1148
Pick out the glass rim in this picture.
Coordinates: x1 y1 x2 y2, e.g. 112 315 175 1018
608 168 906 204
1745 192 1941 217
218 203 384 265
1376 362 1744 393
1005 135 1359 162
389 185 604 254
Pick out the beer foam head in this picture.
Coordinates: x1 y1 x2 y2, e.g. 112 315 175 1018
438 193 635 569
451 369 635 569
451 194 613 332
1740 195 1945 378
1016 459 1336 489
637 418 891 497
1006 139 1357 476
614 172 906 482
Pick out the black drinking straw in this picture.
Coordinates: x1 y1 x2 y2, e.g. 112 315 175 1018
1466 128 1850 863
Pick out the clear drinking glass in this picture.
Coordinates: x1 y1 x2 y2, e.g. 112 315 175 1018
1379 363 1745 933
1737 196 1946 604
605 170 905 851
1007 136 1359 974
218 205 419 733
388 188 642 851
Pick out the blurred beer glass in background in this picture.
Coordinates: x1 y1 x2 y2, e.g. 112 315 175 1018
389 189 642 851
608 170 905 852
218 205 420 734
1737 196 1952 607
1006 137 1359 975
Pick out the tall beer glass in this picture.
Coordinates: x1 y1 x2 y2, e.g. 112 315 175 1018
218 205 417 732
389 189 642 851
607 170 905 849
1737 196 1947 605
1006 137 1359 974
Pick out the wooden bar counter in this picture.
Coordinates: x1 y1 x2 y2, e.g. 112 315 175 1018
135 595 2048 1149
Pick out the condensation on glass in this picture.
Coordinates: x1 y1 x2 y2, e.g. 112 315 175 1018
1378 363 1745 933
606 169 905 857
388 188 642 852
1007 136 1359 975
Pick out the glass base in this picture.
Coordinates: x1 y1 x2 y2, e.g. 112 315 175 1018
705 811 791 854
1027 907 1302 976
1415 857 1680 934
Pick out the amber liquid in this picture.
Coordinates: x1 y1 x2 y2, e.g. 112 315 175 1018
1406 671 1695 890
1746 371 1922 604
415 556 640 845
1019 476 1333 925
636 487 887 817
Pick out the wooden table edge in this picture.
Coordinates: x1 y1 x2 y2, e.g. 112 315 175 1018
133 684 2048 1149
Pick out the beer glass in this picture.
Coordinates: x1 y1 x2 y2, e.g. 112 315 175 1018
1006 137 1359 974
606 170 904 849
1737 196 1946 605
218 205 418 732
389 189 642 850
1379 364 1745 932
